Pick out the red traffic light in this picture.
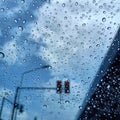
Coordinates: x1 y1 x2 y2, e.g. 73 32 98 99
65 81 70 85
19 104 24 113
64 80 70 93
57 80 62 85
56 80 62 93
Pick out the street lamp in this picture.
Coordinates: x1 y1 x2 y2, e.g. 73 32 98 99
11 65 51 120
20 65 52 87
0 97 21 120
11 86 56 120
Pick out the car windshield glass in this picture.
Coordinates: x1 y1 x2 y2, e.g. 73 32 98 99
0 0 119 120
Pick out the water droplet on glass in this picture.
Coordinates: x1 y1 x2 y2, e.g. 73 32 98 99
14 19 18 23
18 10 22 14
82 23 86 27
0 52 5 59
23 59 26 63
18 26 23 31
107 85 110 89
107 27 111 30
4 92 9 96
21 0 25 3
96 44 100 47
23 20 26 24
102 17 106 22
64 16 67 20
65 100 70 103
103 11 106 14
79 106 82 109
75 2 78 6
43 104 47 108
62 3 65 7
11 35 15 39
0 8 4 12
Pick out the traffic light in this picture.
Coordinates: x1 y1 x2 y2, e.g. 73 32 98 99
14 103 19 109
19 104 24 113
56 80 62 93
64 81 70 93
34 116 37 120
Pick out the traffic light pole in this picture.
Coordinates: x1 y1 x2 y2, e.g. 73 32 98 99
20 65 51 87
14 65 51 120
0 97 14 120
0 97 5 120
11 87 19 120
11 86 56 120
11 79 70 120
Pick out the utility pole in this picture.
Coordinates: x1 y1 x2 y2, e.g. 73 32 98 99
13 65 51 120
20 65 52 87
11 87 56 120
34 116 37 120
0 97 5 120
11 80 70 120
11 87 19 120
0 97 15 120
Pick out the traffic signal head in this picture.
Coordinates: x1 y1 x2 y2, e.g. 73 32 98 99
56 80 62 93
19 104 24 113
64 81 70 93
14 103 19 109
34 116 37 120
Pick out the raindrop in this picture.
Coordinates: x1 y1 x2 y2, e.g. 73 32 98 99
0 8 4 12
103 11 106 14
75 2 78 6
18 26 23 31
23 19 26 24
43 104 47 108
107 85 110 89
65 100 70 103
60 36 64 40
107 27 111 30
0 52 5 59
18 10 22 14
4 92 9 96
14 19 18 23
79 106 82 109
64 16 67 20
102 17 106 22
82 23 86 27
21 0 25 3
96 44 100 47
23 59 26 63
30 14 33 18
62 3 65 7
67 42 70 45
58 101 61 104
11 35 15 39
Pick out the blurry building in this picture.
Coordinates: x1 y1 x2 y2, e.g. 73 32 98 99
77 27 120 120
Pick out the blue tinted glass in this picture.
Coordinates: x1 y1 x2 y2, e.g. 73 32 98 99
0 0 119 120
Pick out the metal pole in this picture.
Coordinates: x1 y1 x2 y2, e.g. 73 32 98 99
15 65 51 118
0 97 16 120
11 87 19 120
14 65 51 120
11 86 56 120
12 86 55 120
0 97 5 119
34 116 37 120
20 65 51 87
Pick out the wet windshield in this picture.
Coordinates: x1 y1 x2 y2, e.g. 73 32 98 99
0 0 120 120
